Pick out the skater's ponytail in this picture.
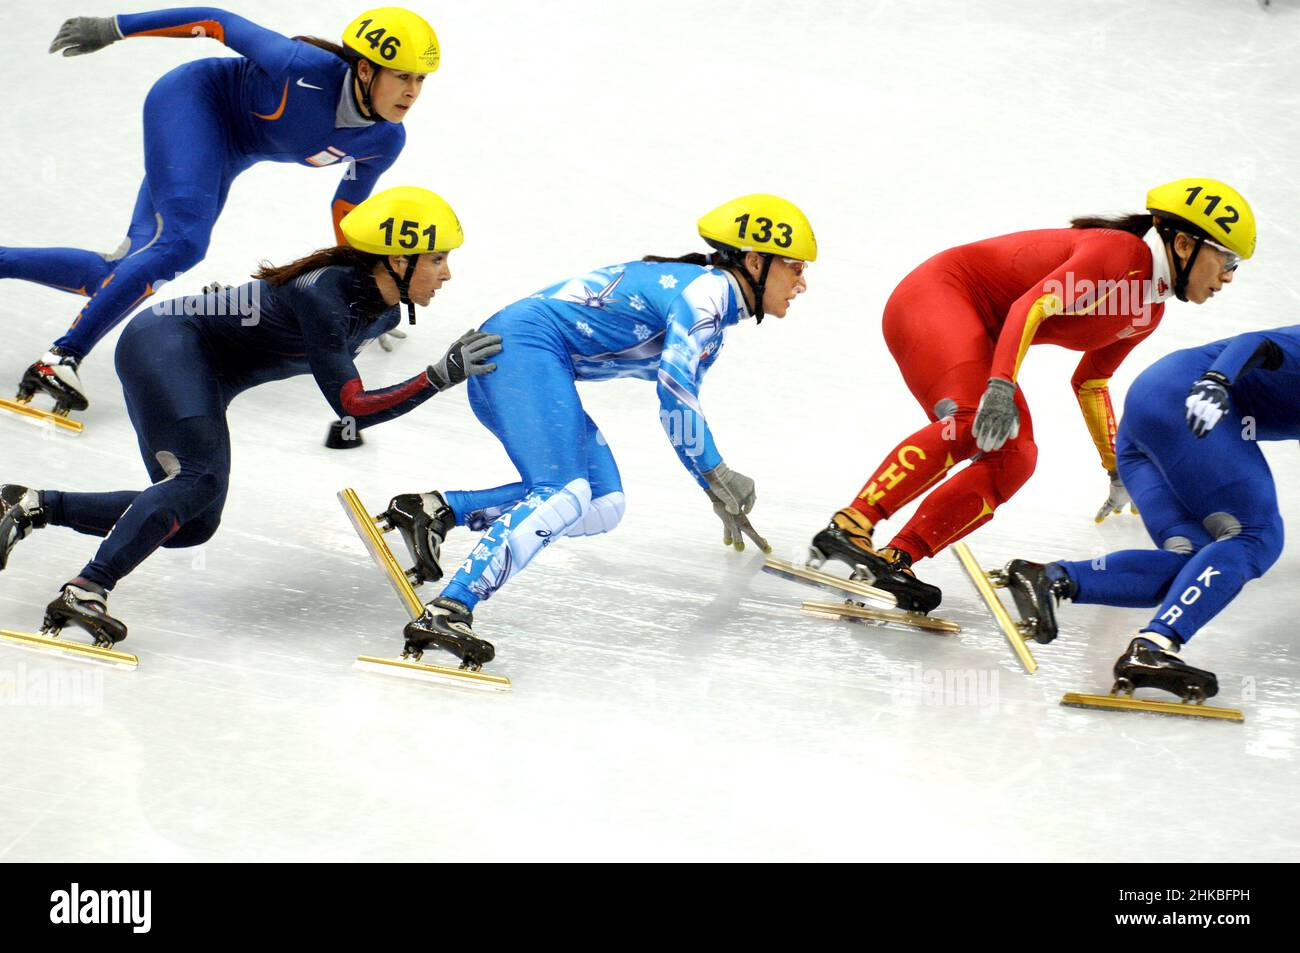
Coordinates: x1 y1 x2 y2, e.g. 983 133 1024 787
642 252 714 265
1070 213 1155 238
255 246 384 287
294 36 363 68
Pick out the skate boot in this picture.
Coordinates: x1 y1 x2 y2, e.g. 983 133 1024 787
381 491 456 584
42 580 128 648
994 559 1077 644
810 509 942 613
17 348 89 414
0 485 48 571
402 596 495 669
1112 634 1218 704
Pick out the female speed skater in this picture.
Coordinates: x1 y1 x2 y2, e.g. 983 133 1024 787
0 187 502 648
370 193 816 669
992 325 1297 704
0 6 439 419
806 177 1256 614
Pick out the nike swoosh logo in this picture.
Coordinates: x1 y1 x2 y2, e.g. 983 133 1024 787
296 77 323 90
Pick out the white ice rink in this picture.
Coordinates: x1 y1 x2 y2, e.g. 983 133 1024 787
2 0 1298 861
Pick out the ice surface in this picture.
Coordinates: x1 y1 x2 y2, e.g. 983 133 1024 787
1 0 1297 861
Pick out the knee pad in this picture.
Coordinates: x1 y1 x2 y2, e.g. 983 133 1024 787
1161 536 1195 555
565 491 625 537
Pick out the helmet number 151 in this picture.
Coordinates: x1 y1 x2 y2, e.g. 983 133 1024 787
733 213 794 249
380 217 438 251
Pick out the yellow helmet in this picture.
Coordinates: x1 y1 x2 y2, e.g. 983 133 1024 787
343 7 440 74
340 186 462 323
697 193 818 262
1146 177 1255 260
341 185 463 254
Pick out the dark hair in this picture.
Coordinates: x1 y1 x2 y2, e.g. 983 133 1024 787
1069 213 1154 238
255 245 383 287
293 36 362 67
641 252 715 265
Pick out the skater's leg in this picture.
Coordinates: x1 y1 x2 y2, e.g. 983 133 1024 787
73 316 229 590
565 414 625 537
445 483 527 530
1056 431 1210 607
445 415 623 537
77 414 230 589
847 275 990 526
41 490 140 537
1142 442 1282 645
52 73 233 359
438 325 596 610
887 392 1037 560
0 179 160 297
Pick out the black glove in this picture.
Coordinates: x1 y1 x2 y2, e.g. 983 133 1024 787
427 329 502 390
1185 371 1230 438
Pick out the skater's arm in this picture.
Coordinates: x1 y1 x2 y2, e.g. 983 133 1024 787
1206 330 1292 383
295 292 439 428
1069 336 1150 471
114 8 299 74
330 126 406 244
308 337 438 429
990 240 1143 384
657 281 727 487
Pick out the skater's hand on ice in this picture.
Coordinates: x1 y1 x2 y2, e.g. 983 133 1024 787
702 462 757 514
704 489 771 553
49 17 120 56
1185 372 1230 438
702 464 769 552
378 329 407 352
428 329 503 389
972 378 1019 452
1094 469 1135 523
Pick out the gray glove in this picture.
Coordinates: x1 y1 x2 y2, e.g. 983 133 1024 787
972 378 1020 452
378 328 408 352
427 329 502 389
49 17 121 57
1094 469 1135 523
702 463 769 552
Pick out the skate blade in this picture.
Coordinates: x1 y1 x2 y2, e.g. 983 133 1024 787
338 488 423 619
801 601 959 634
950 542 1038 675
762 556 896 605
354 655 511 692
0 398 84 434
1060 692 1242 722
0 628 137 669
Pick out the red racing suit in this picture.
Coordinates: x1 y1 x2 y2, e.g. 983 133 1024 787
851 226 1168 560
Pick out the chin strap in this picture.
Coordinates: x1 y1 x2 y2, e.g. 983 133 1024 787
1157 223 1207 303
716 252 774 324
353 63 388 123
384 255 419 324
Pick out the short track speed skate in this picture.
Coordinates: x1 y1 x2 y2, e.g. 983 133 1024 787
0 350 88 435
0 582 138 669
952 543 1039 674
807 508 943 614
339 486 510 692
762 556 960 636
1062 636 1243 722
